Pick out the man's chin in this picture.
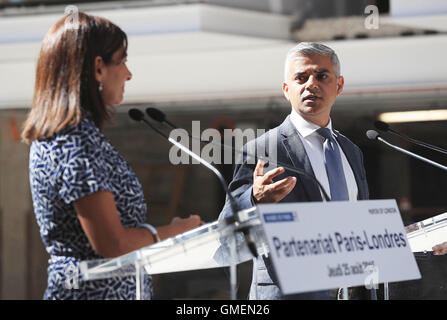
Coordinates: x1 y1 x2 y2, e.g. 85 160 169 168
302 99 321 108
296 108 330 125
300 105 319 114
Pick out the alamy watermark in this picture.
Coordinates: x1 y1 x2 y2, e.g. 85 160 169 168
364 5 379 30
363 264 379 290
168 121 277 169
64 5 80 31
63 264 80 290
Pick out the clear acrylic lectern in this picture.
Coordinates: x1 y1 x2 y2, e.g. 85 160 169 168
79 207 266 300
80 207 447 300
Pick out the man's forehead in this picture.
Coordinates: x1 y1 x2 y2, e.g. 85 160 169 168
291 54 335 73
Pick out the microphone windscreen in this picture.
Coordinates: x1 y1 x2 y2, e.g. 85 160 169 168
146 108 165 123
128 109 145 121
374 120 389 132
366 130 380 140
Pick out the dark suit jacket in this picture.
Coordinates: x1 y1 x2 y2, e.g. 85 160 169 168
219 115 369 299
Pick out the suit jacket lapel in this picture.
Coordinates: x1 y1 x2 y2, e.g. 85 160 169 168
279 116 323 201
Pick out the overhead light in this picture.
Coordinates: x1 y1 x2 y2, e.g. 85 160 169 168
378 109 447 123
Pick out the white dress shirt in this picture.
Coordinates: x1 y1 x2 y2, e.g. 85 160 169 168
290 109 358 201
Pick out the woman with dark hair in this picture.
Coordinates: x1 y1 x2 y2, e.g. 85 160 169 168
22 12 202 300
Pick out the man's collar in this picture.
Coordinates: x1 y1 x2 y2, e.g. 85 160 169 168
290 108 333 138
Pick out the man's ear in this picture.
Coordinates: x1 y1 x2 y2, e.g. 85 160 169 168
282 82 290 101
94 56 106 83
336 76 344 96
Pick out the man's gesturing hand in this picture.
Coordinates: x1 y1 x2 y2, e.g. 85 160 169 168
252 159 297 204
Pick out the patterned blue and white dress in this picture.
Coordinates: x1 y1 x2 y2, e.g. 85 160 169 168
29 118 153 299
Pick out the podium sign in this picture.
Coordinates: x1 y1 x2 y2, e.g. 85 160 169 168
257 199 421 295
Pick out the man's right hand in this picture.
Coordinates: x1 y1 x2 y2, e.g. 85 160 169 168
252 159 297 204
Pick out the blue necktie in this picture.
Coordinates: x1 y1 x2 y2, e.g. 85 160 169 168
317 128 349 201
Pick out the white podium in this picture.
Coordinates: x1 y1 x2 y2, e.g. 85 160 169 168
79 206 447 300
406 212 447 252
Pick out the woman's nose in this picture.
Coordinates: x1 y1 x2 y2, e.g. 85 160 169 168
126 66 132 81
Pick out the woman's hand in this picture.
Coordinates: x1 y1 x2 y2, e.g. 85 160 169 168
155 215 205 241
432 242 447 255
168 215 204 235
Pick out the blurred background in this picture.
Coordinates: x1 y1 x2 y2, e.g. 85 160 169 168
0 0 446 299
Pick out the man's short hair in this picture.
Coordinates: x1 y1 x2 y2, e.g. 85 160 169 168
284 42 341 82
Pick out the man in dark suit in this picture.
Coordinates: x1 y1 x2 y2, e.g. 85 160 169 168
219 42 369 299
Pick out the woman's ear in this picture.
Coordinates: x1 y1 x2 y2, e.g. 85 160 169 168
94 56 106 83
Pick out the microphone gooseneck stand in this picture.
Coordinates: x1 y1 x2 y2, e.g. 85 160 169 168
367 129 447 300
374 121 447 155
143 108 364 300
129 109 256 300
145 107 331 202
367 130 447 172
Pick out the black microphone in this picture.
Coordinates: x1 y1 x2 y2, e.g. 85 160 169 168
375 120 447 155
128 109 168 138
366 130 447 172
145 107 332 202
146 107 178 129
129 109 259 257
373 120 391 133
366 130 380 141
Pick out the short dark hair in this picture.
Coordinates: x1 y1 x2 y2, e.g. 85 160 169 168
22 12 128 144
284 42 341 82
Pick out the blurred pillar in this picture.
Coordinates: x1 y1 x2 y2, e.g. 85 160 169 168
0 112 32 299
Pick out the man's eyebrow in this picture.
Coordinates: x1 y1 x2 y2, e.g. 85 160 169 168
293 71 307 77
293 69 330 77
